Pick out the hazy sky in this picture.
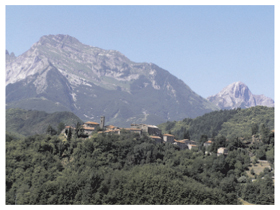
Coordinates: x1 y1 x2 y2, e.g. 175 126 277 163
6 5 274 99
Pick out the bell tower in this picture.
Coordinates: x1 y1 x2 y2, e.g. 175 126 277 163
100 116 105 130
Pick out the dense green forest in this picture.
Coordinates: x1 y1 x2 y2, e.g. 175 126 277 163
6 106 274 204
158 106 274 140
6 129 274 204
6 108 83 137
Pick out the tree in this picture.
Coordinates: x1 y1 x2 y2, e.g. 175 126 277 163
250 168 255 175
260 124 270 144
57 122 65 134
269 131 274 146
227 137 244 151
257 147 266 160
253 157 258 166
201 146 206 154
210 135 226 152
266 148 274 168
67 127 72 142
46 125 57 136
184 130 190 140
199 134 208 143
75 122 84 138
219 175 236 193
251 123 259 135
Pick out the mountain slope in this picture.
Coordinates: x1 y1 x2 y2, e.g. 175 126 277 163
218 106 274 138
6 34 218 127
6 108 83 136
158 106 274 140
207 82 274 109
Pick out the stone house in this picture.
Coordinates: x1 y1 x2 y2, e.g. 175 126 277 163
108 129 121 135
131 124 162 136
163 134 175 143
181 139 197 146
82 120 102 135
124 128 142 135
150 135 162 144
189 140 197 145
178 139 197 145
217 147 228 156
172 139 199 150
188 144 197 150
99 129 121 135
203 140 213 148
174 139 189 150
82 126 96 135
83 121 100 129
105 125 119 131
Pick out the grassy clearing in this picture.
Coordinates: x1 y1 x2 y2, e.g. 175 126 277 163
246 159 271 178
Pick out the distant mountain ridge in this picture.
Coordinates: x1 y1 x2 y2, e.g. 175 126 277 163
207 81 274 109
6 34 218 127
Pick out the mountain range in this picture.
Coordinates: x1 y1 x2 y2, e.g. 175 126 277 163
6 34 218 127
6 34 274 127
207 81 274 109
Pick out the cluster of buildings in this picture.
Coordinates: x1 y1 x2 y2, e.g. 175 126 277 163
63 116 228 155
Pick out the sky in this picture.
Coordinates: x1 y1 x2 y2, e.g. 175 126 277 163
5 4 275 100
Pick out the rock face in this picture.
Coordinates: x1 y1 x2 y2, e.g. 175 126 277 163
6 50 16 63
6 34 218 127
207 81 274 109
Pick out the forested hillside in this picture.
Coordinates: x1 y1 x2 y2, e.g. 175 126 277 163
6 130 274 204
6 105 274 204
219 106 274 139
158 106 274 140
6 108 83 137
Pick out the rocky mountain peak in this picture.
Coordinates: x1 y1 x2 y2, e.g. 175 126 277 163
6 34 219 126
207 82 274 109
219 81 250 99
6 50 16 63
220 81 245 92
38 34 81 46
29 34 81 53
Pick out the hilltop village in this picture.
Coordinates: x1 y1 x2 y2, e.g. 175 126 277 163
63 116 228 156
